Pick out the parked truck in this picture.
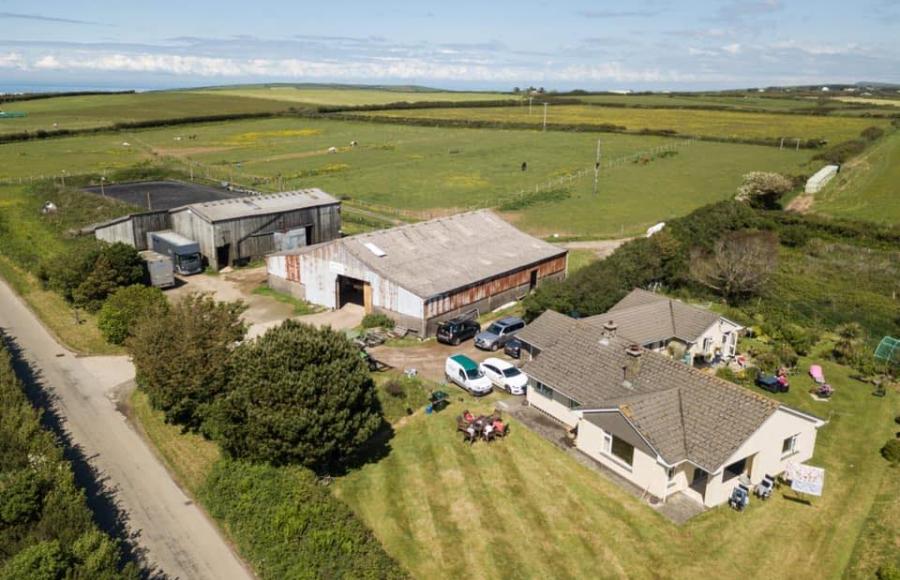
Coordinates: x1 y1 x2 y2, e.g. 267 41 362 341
146 230 203 275
139 250 176 289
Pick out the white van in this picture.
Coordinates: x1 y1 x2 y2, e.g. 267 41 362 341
445 354 493 396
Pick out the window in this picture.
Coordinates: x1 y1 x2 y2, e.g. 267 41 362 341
602 432 634 467
723 458 747 482
667 467 676 480
534 382 553 398
782 434 799 456
702 337 712 352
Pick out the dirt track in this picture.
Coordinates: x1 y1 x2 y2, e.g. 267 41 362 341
0 278 252 580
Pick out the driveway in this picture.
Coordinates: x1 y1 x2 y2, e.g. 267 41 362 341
169 266 364 339
369 339 517 383
0 278 252 580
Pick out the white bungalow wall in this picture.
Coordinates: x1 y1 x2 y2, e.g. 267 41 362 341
702 407 821 507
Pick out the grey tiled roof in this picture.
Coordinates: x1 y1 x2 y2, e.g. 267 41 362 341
521 311 781 472
585 288 724 345
516 310 575 350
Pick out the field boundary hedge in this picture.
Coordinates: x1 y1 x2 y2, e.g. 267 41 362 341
0 90 135 104
318 111 827 149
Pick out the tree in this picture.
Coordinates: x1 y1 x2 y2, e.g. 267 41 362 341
211 320 384 470
39 242 145 310
690 230 779 300
129 292 246 430
97 285 168 345
735 172 794 210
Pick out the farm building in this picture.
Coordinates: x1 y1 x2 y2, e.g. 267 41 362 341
92 210 171 250
170 189 342 270
805 165 839 194
266 210 568 336
519 311 825 508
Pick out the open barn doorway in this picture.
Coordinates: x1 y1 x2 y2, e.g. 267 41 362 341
337 275 371 312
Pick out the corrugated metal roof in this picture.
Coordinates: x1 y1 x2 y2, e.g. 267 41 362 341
273 210 567 299
175 188 339 222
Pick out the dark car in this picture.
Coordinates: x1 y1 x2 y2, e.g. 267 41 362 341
436 317 481 346
475 316 526 351
504 337 523 359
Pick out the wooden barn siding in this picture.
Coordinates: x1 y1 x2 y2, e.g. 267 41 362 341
424 254 567 318
94 210 170 249
131 211 171 250
212 204 342 265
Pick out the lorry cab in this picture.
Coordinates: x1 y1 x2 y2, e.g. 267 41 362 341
445 354 493 396
147 231 203 275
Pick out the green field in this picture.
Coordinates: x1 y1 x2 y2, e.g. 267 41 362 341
0 91 293 135
194 85 510 106
354 104 888 143
0 116 818 237
813 131 900 223
333 358 898 579
574 93 825 111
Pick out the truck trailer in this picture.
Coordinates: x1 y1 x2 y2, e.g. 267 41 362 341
146 230 203 275
139 250 176 288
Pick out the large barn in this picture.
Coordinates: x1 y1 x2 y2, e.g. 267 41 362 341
266 210 568 336
170 189 341 270
91 187 342 270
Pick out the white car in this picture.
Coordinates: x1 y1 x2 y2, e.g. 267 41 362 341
480 357 528 395
445 354 493 396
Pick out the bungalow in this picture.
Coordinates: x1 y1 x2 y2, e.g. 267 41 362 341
518 312 824 508
583 288 743 365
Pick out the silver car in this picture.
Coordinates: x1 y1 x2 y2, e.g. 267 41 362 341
474 316 526 351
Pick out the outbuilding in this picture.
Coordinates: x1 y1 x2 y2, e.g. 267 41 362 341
169 189 341 270
266 210 568 336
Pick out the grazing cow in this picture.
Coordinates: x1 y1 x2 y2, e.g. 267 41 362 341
328 146 338 153
350 140 358 147
521 161 528 172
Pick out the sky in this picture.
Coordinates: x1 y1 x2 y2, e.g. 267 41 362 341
0 0 898 92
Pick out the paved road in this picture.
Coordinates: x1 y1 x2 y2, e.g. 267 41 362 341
0 278 252 580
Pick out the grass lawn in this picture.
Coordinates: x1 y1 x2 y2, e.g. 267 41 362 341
812 131 900 224
0 91 293 135
193 85 510 107
332 359 899 579
565 248 598 274
354 105 888 143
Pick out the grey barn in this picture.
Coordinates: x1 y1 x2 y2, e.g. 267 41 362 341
91 188 342 270
170 189 341 270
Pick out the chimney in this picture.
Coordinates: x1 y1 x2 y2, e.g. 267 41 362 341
622 344 643 387
600 320 618 346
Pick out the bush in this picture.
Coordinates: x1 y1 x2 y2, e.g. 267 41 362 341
212 320 384 470
384 379 406 398
779 324 814 356
877 563 900 580
860 126 885 141
98 285 168 344
881 439 900 464
735 172 794 210
0 345 137 579
361 313 395 329
38 242 146 311
812 139 866 164
128 292 247 430
200 460 406 580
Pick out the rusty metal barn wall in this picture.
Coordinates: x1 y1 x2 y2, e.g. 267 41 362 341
424 255 567 318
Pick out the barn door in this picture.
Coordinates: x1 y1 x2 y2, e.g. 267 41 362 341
363 283 373 314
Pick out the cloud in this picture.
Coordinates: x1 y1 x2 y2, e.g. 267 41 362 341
577 9 660 19
722 43 742 54
0 11 101 25
0 52 26 69
688 47 719 56
769 40 864 56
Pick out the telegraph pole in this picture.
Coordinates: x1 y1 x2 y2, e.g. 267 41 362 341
592 139 602 196
543 102 548 132
528 96 533 115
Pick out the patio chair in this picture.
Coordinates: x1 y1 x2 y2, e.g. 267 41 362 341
729 484 750 511
755 475 775 500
